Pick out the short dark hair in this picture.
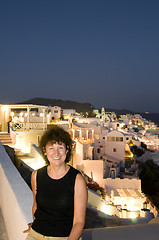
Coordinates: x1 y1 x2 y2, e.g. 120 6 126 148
39 126 72 164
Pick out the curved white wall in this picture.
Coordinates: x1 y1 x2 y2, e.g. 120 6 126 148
0 142 33 240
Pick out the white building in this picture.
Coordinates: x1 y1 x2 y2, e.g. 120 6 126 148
96 130 125 164
62 109 76 118
104 178 147 218
50 106 61 119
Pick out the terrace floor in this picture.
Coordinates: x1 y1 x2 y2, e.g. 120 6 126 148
0 209 8 240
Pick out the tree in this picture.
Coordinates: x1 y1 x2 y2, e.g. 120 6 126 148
141 142 147 150
87 111 96 118
139 160 159 209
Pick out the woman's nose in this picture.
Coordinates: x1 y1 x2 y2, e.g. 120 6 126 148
54 148 59 155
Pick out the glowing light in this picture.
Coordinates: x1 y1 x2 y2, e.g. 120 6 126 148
101 204 112 215
2 106 9 111
22 158 46 170
130 212 137 219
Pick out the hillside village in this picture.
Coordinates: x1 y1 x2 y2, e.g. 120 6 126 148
0 103 159 225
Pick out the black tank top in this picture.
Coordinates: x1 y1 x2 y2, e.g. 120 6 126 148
32 165 80 237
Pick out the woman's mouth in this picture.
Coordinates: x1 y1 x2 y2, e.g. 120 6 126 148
53 157 60 160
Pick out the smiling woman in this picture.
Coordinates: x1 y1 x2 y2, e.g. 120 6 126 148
39 126 73 164
44 142 68 175
24 126 88 240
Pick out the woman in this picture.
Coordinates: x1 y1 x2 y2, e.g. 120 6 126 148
24 126 88 240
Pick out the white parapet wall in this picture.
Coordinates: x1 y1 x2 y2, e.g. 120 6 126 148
0 142 33 240
87 188 120 217
104 178 142 190
82 220 159 240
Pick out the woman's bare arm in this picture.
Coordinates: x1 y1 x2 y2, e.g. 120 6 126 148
23 170 37 233
68 173 88 240
31 170 37 220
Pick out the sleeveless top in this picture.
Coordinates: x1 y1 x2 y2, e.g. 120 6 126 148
32 165 80 237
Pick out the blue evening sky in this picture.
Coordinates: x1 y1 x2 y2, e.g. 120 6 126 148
0 0 159 113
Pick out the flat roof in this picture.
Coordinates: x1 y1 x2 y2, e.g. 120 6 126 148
107 188 144 198
0 104 48 109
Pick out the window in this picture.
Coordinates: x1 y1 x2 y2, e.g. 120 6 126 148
113 148 117 152
54 110 58 113
107 136 123 142
116 137 123 142
97 148 100 153
103 137 105 139
107 137 115 141
37 135 41 144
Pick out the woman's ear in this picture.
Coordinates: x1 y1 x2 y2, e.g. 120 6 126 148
43 147 46 155
66 146 69 153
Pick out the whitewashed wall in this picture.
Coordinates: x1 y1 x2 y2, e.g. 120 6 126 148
104 178 141 190
82 160 104 185
0 142 33 240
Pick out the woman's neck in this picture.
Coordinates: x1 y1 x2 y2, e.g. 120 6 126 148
47 163 69 179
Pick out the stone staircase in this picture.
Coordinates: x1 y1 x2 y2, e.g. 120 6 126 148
0 133 12 145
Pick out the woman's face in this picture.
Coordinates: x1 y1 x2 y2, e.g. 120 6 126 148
44 142 67 166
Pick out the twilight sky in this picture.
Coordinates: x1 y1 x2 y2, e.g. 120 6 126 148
1 0 159 113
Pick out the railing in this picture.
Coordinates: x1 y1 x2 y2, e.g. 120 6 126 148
10 122 47 131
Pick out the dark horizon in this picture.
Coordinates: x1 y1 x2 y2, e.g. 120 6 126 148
1 96 159 115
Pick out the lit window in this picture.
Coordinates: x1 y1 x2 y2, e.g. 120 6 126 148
116 137 123 142
37 135 41 144
107 137 115 141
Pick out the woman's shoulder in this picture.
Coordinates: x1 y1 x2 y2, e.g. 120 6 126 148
37 165 47 173
69 165 81 176
32 165 47 179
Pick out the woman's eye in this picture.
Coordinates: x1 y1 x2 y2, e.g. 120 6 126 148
60 147 64 150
